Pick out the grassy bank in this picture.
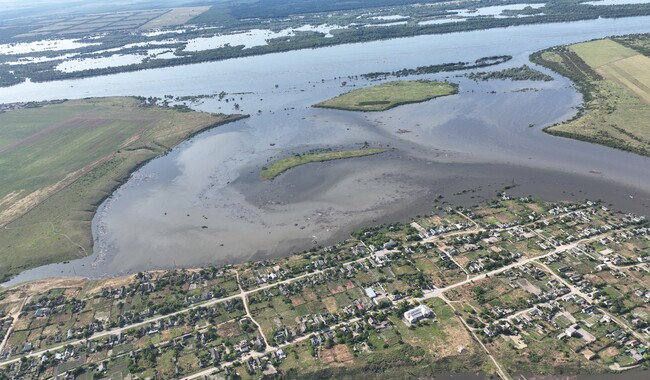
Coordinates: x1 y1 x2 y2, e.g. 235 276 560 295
0 97 245 281
261 149 387 180
531 36 650 156
314 80 458 112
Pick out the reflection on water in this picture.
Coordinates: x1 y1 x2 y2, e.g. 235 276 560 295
0 38 99 55
3 17 650 285
183 24 343 51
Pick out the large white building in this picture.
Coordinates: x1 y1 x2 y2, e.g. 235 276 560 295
404 304 435 324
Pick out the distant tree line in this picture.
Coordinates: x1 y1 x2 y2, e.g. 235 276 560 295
3 1 650 86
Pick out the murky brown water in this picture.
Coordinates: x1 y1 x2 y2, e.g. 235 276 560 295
4 16 650 285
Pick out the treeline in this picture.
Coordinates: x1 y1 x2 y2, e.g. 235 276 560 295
0 69 25 87
529 46 600 103
193 0 428 22
4 2 650 86
613 33 650 57
466 65 553 82
544 128 650 157
362 55 511 80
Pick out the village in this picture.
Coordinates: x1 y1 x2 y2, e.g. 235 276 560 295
0 196 648 379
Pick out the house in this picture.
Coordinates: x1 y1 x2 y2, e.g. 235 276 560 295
404 305 434 324
383 240 397 250
22 342 32 353
364 287 377 298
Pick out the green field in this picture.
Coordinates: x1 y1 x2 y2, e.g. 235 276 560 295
532 37 650 156
314 80 458 111
260 149 387 180
0 97 244 280
570 39 639 68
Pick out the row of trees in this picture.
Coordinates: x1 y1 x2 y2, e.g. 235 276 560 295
4 1 650 87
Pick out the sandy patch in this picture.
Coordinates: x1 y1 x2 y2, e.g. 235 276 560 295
328 283 345 295
323 297 338 313
85 276 135 295
291 296 306 306
599 345 619 358
303 289 318 302
320 344 354 365
2 277 88 303
217 320 241 338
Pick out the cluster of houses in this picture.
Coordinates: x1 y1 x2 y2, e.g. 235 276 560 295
2 297 101 358
308 316 393 355
245 355 280 376
245 265 284 286
414 222 473 240
271 288 388 346
477 278 649 369
467 251 522 274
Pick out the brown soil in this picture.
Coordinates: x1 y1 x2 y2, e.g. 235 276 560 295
217 320 241 338
322 297 338 313
291 296 306 306
320 344 354 365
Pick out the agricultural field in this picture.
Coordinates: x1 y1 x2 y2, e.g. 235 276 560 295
571 39 650 105
532 37 650 156
138 7 212 30
0 97 244 280
19 9 172 37
313 80 458 112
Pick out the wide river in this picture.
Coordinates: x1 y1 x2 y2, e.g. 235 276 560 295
4 17 650 285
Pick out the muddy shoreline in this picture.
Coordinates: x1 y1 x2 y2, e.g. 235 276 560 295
4 17 650 285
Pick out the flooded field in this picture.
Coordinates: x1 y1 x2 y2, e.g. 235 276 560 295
3 17 650 284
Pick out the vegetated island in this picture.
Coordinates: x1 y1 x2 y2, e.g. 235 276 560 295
261 148 387 180
361 55 511 80
531 34 650 156
0 97 246 281
465 64 554 82
314 80 458 112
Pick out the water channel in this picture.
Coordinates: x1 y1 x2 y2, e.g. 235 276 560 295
3 16 650 285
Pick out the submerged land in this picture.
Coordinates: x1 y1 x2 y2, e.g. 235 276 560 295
1 1 650 378
314 80 458 112
0 98 244 281
0 197 647 379
3 1 650 85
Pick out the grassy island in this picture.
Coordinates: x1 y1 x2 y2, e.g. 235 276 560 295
261 148 387 180
0 97 245 280
314 80 458 112
531 36 650 156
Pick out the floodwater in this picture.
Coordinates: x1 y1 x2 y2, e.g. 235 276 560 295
454 3 545 18
3 16 650 285
183 24 342 51
0 38 99 55
584 0 650 5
